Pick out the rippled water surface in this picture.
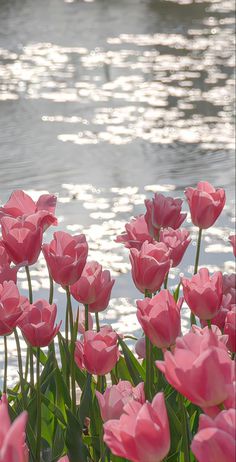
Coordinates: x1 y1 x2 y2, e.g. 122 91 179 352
0 0 235 383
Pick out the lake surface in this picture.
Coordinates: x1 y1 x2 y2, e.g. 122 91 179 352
0 0 235 385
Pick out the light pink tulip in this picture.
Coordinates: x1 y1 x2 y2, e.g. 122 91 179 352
201 293 234 330
116 215 153 250
96 381 145 422
130 241 171 294
18 299 61 347
160 228 191 267
77 308 93 334
0 395 28 462
191 409 236 462
136 290 183 349
0 189 57 231
103 392 170 462
223 273 236 304
145 193 186 239
229 234 236 257
57 457 69 462
0 281 22 335
182 268 223 320
135 337 146 359
192 324 228 346
224 307 236 353
70 261 114 313
156 329 234 410
74 326 119 375
185 181 225 229
42 231 88 286
1 216 43 266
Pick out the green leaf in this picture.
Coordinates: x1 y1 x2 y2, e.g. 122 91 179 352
118 337 145 385
41 394 67 427
65 409 90 462
78 373 92 428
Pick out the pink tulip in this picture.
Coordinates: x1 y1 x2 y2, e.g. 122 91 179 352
201 293 234 330
42 231 88 286
192 324 228 346
229 234 236 257
135 337 146 359
224 307 236 353
74 326 119 375
185 181 226 229
116 215 154 250
137 290 182 349
182 268 223 320
156 329 234 410
1 216 43 266
223 273 236 304
57 457 69 462
0 395 28 462
145 193 186 239
70 261 114 313
0 241 18 284
191 409 236 462
78 308 93 334
130 241 171 294
18 299 61 347
160 228 191 267
0 189 57 231
103 392 170 462
96 381 145 422
0 281 22 335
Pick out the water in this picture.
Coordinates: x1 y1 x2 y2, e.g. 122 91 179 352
0 0 235 385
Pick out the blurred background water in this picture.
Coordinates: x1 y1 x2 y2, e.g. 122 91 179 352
0 0 235 384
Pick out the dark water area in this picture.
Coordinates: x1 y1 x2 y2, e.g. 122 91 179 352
0 0 235 382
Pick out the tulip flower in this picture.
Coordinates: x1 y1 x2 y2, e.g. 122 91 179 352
74 326 119 375
1 216 43 266
224 307 236 353
70 261 114 312
160 228 191 267
135 337 146 359
18 299 61 347
229 234 236 257
103 392 170 462
96 381 145 422
185 181 225 229
57 457 69 462
201 293 234 330
77 307 93 334
116 215 153 250
0 243 18 284
182 268 223 320
191 409 236 462
42 231 88 286
156 329 234 410
145 193 186 239
0 395 28 462
0 281 22 335
0 189 57 231
223 273 236 304
130 241 171 294
137 290 182 349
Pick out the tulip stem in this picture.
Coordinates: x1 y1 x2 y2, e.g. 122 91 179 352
14 329 27 408
191 227 203 325
36 347 41 462
145 336 152 401
207 319 212 330
164 272 169 289
3 336 7 393
95 312 100 332
49 274 54 305
30 347 34 391
84 304 89 331
25 265 33 303
179 394 191 462
66 286 76 415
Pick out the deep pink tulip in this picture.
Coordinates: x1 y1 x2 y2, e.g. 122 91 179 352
0 189 57 231
116 215 153 250
201 294 234 331
74 326 119 375
145 193 186 239
229 234 236 257
185 181 226 229
160 228 191 267
136 290 182 349
0 395 28 462
156 329 234 410
130 241 171 294
135 337 146 359
1 216 43 266
96 381 145 422
0 281 22 335
103 392 170 462
182 268 223 320
78 308 93 334
18 299 61 347
70 261 114 313
0 241 18 284
42 231 88 286
224 307 236 353
191 409 236 462
223 273 236 304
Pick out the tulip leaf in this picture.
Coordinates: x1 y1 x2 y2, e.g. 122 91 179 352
118 337 145 385
78 372 92 429
41 394 67 427
65 409 90 462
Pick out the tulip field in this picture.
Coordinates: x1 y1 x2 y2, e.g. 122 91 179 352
0 183 235 462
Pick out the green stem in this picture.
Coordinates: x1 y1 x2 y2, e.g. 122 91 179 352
66 286 76 415
14 329 27 408
145 336 152 401
164 271 169 289
231 352 235 360
36 348 41 462
49 274 54 305
3 336 7 393
30 347 34 391
194 228 202 275
24 347 29 381
207 319 212 330
156 228 161 242
25 265 33 303
179 394 191 462
95 312 100 332
84 304 89 331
